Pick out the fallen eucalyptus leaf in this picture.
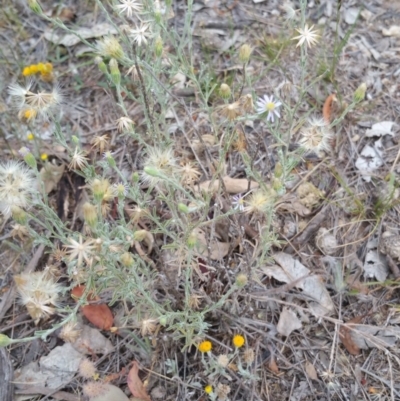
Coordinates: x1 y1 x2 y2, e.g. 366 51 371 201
276 308 302 337
199 176 258 194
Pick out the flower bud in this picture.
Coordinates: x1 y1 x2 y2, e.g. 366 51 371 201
120 252 134 267
19 147 37 170
91 178 108 202
71 135 80 145
159 316 167 326
109 58 121 86
187 231 198 248
178 203 189 213
238 44 252 64
132 172 140 182
11 206 28 225
83 202 97 227
133 230 147 242
154 36 163 57
143 166 161 178
219 83 231 99
94 56 108 75
0 334 13 347
103 151 116 168
28 0 43 14
353 82 367 103
235 273 248 287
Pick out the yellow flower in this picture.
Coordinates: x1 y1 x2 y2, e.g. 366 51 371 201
36 62 46 73
232 334 245 348
40 153 48 161
29 64 39 74
198 340 212 353
22 66 32 76
27 133 35 141
22 108 38 122
204 385 213 394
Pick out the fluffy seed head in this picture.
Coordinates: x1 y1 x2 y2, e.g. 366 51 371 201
217 354 230 367
299 117 333 155
243 348 255 365
14 271 62 324
0 161 37 217
83 381 109 398
79 358 97 379
141 147 176 186
244 189 275 214
221 102 241 121
216 383 231 401
96 36 125 59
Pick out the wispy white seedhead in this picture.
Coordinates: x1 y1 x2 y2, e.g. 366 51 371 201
115 0 142 18
179 162 201 186
130 23 152 46
8 81 62 120
96 36 125 59
299 117 333 154
116 116 134 133
141 146 176 186
14 271 62 324
65 235 95 267
69 148 88 170
244 189 275 214
256 95 282 123
292 24 320 48
0 161 37 217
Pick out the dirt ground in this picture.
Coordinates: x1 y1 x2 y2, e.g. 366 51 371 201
1 0 400 400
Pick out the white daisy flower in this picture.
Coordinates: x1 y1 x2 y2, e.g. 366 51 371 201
292 24 320 48
256 95 282 123
115 0 142 18
130 23 152 47
232 194 245 212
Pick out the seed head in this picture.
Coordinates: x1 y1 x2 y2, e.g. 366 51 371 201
217 354 230 367
292 24 320 48
129 23 152 47
216 383 231 401
235 273 248 287
0 161 37 218
91 134 109 154
65 235 95 267
96 36 125 60
221 102 241 121
116 116 134 133
115 0 142 18
79 358 97 379
83 381 109 398
179 161 201 186
243 348 255 365
14 271 62 324
68 148 88 170
244 189 275 214
82 202 98 227
141 146 176 186
299 117 333 155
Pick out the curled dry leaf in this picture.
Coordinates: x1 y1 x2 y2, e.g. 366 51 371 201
193 228 230 260
39 162 65 194
199 176 258 194
322 93 337 124
339 316 363 355
276 308 302 337
305 361 318 380
127 361 151 401
262 252 334 316
71 285 114 330
71 324 114 355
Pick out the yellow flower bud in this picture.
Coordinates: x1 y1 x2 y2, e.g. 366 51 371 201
238 44 252 64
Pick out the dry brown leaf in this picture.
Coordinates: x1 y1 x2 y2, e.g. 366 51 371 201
71 285 114 330
127 362 151 401
70 324 114 355
199 176 258 194
305 361 318 380
39 162 65 194
193 228 230 260
339 316 363 355
268 357 280 374
276 308 302 337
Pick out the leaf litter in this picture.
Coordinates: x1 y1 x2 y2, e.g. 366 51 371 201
1 0 400 400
